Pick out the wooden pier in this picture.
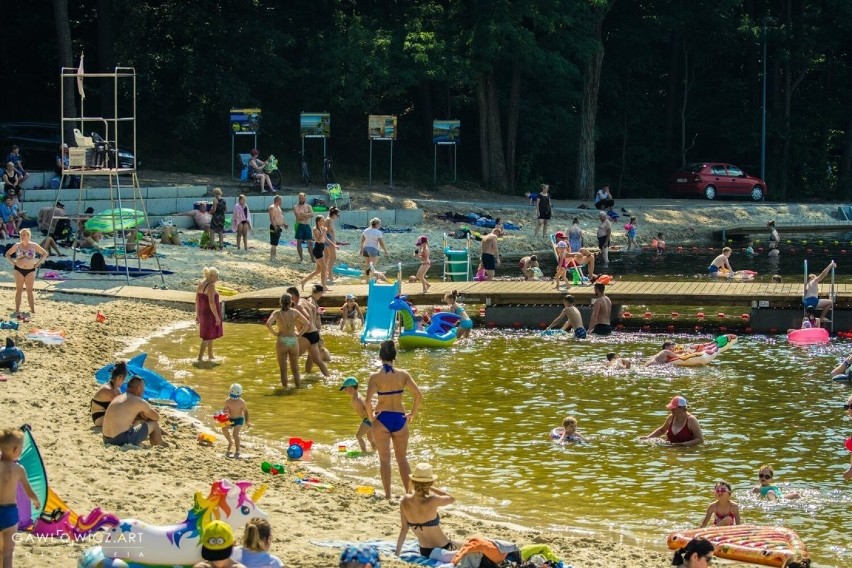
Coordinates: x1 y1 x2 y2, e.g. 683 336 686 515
717 221 852 243
223 279 852 313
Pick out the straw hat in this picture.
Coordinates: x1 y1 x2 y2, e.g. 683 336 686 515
410 462 438 483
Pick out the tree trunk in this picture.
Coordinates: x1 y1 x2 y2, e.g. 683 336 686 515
574 24 605 200
52 0 77 140
477 72 510 193
663 31 681 156
505 62 520 192
97 0 115 118
839 115 852 199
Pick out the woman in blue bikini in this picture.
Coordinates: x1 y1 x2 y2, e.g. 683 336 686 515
365 340 423 499
5 228 47 319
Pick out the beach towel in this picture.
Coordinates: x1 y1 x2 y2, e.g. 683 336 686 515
311 539 453 567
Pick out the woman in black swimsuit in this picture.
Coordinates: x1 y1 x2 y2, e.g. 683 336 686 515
395 462 458 558
90 361 127 426
5 228 47 318
299 215 330 291
324 207 340 283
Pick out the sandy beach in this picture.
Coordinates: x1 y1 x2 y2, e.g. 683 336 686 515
4 175 837 567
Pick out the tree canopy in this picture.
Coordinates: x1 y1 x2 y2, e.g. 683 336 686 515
5 0 852 199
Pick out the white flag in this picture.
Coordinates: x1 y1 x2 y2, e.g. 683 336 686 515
77 54 85 99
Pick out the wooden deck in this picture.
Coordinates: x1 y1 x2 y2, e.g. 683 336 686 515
223 280 852 312
717 221 852 240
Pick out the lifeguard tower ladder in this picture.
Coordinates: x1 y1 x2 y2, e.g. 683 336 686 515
443 234 471 281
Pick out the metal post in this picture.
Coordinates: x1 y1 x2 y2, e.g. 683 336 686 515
803 260 808 317
389 140 393 188
433 146 437 184
231 136 235 180
760 18 767 184
831 261 836 334
369 140 373 186
454 144 458 182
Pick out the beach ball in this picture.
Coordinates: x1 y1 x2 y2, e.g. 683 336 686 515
287 444 304 460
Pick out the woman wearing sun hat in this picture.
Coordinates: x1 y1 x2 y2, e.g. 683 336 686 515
641 396 704 447
395 463 457 558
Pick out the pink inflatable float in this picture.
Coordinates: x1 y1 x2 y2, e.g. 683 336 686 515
787 327 829 345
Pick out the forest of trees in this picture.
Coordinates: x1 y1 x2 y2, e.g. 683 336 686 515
5 0 852 201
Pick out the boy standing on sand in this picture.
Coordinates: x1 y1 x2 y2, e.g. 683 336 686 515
221 384 250 459
1 427 41 567
339 377 376 454
545 294 586 338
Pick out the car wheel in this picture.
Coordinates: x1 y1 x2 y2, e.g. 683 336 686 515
751 186 764 201
704 185 716 200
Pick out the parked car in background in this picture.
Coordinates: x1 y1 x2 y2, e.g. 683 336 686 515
0 121 137 170
669 162 767 201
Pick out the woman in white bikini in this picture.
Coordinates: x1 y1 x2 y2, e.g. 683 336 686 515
266 293 309 389
5 228 47 318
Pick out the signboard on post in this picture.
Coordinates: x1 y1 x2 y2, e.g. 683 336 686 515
230 108 261 134
433 120 460 145
368 115 397 140
300 112 331 138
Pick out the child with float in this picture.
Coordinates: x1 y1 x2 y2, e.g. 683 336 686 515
0 427 41 565
218 383 250 459
752 464 800 500
552 415 587 444
699 480 741 527
339 377 376 454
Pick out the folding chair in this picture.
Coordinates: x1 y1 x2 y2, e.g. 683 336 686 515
237 154 253 188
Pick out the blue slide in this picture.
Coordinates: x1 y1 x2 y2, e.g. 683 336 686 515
360 280 401 344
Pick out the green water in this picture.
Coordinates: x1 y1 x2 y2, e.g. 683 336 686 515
143 322 852 566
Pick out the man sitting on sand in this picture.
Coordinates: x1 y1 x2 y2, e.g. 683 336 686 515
588 283 612 335
480 227 502 280
102 376 164 446
645 341 679 366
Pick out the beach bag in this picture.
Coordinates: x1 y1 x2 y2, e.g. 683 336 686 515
200 230 211 248
90 252 107 272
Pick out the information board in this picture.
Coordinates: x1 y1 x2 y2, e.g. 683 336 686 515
300 112 331 138
230 108 261 135
368 115 397 140
433 120 460 145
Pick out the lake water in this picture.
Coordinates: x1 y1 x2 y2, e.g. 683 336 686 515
143 323 852 567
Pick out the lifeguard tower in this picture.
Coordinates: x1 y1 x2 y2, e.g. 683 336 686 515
55 64 164 285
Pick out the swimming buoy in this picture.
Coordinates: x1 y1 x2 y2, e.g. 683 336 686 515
550 427 564 440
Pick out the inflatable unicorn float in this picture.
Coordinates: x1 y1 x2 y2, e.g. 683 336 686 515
78 479 267 568
388 296 460 349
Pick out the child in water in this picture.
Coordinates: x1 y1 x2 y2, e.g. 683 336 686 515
624 216 638 251
444 290 473 339
220 383 250 458
0 428 41 565
339 377 376 454
801 306 819 329
699 480 741 527
554 416 587 443
340 294 363 332
752 464 800 501
655 232 666 255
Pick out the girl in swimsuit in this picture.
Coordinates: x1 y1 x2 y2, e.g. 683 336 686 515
266 293 310 389
752 464 801 500
339 295 363 332
232 194 252 251
5 228 48 318
395 462 458 558
699 480 741 527
323 207 340 284
90 360 127 426
414 235 431 294
444 290 472 339
300 215 330 291
365 340 423 499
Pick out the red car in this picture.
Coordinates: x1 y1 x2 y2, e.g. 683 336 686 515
669 162 767 201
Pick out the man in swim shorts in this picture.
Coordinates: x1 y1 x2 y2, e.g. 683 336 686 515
102 377 164 446
293 192 314 262
804 260 836 322
479 227 503 280
709 247 734 276
268 195 289 261
589 283 612 335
